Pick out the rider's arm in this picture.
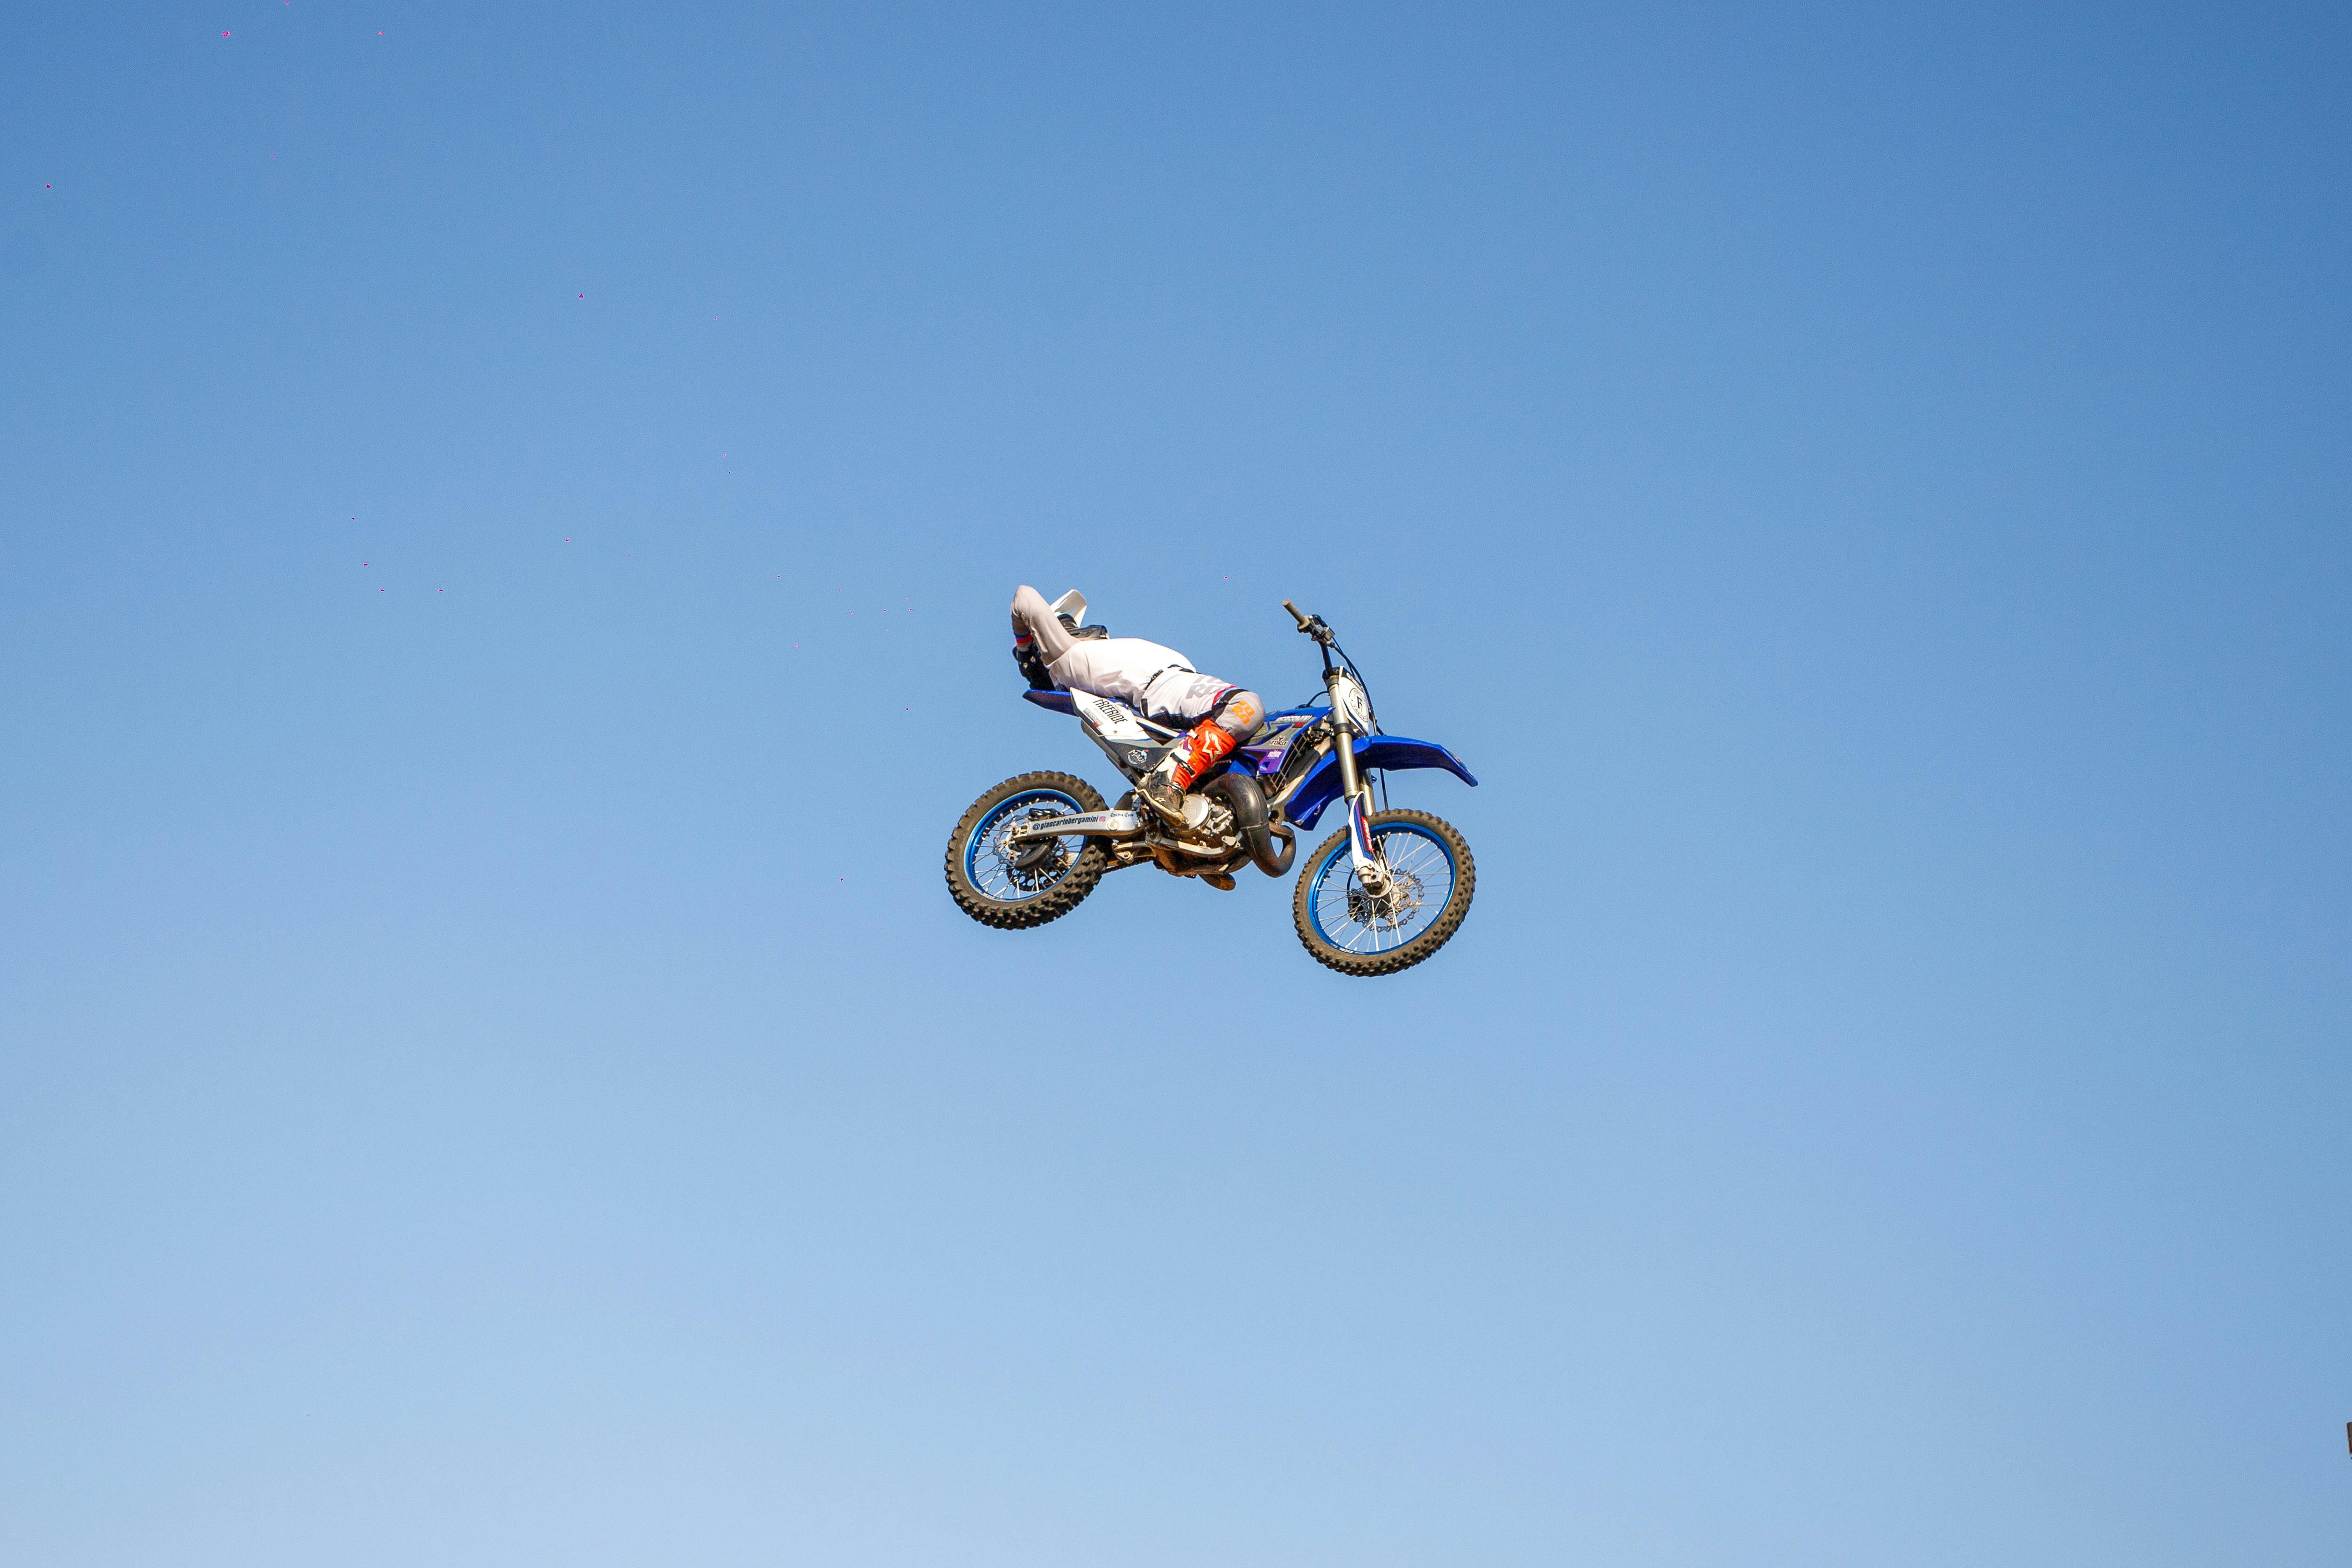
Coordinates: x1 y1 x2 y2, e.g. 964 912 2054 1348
1009 584 1076 688
1009 584 1078 662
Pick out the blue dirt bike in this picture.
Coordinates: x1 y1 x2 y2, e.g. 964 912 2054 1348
945 601 1478 976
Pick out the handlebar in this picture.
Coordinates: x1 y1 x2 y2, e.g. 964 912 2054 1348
1282 599 1335 644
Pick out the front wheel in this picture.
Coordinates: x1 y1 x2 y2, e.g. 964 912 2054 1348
946 772 1112 930
1292 809 1474 976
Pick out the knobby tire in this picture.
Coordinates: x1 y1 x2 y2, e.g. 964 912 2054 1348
945 772 1112 930
1291 808 1475 977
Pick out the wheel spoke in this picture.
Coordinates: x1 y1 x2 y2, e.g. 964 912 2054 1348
966 791 1093 903
1295 817 1468 971
1304 823 1457 953
1385 843 1434 876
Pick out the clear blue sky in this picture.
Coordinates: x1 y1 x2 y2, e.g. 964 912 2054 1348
4 4 2346 1563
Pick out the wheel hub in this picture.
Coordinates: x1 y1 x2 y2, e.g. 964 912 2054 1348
1345 865 1423 925
999 809 1072 890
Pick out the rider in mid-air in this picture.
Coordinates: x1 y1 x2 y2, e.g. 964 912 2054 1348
1008 584 1263 830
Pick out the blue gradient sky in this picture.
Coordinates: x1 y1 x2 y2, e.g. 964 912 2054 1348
4 4 2347 1564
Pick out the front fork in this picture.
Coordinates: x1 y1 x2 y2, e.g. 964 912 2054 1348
1331 719 1389 893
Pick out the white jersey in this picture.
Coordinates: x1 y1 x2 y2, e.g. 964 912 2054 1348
1048 635 1195 713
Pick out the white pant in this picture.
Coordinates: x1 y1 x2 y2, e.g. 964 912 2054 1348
1140 669 1246 732
1010 585 1261 739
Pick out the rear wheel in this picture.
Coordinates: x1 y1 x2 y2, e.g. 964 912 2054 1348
946 772 1112 929
1292 809 1474 976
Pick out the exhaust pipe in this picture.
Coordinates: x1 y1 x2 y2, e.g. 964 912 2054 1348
1206 773 1295 876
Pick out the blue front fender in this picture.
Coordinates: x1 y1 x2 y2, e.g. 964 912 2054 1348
1276 734 1478 831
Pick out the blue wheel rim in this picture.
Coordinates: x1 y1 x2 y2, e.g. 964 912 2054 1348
1306 821 1457 955
965 789 1090 903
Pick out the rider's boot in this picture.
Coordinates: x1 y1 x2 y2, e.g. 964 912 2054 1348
1136 718 1237 831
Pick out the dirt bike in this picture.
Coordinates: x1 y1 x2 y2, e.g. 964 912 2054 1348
944 600 1478 976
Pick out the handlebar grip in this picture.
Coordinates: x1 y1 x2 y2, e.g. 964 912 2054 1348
1283 599 1311 629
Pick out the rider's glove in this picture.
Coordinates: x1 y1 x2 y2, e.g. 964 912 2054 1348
1013 641 1055 691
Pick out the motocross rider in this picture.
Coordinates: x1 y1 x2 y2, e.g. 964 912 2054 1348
1009 584 1264 831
